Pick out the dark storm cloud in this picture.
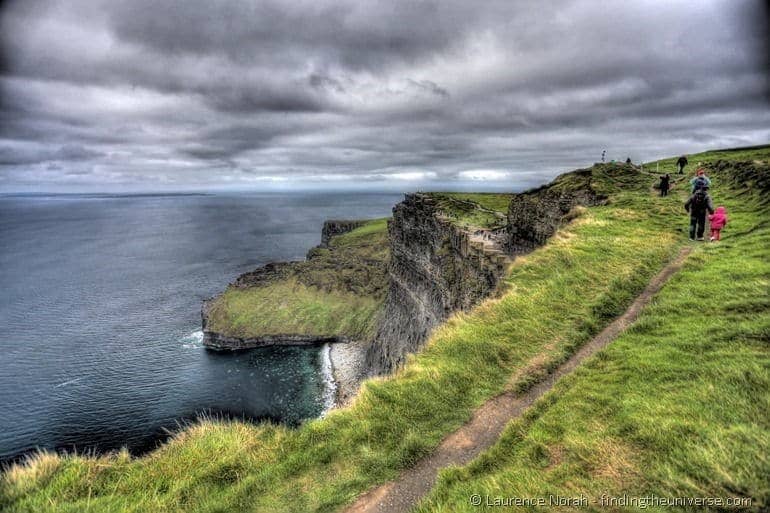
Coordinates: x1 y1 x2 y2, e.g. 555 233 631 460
0 0 768 191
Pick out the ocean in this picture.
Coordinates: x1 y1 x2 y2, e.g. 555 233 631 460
0 191 401 464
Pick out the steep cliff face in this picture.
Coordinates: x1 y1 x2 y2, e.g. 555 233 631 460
366 193 508 374
506 168 608 253
366 166 620 375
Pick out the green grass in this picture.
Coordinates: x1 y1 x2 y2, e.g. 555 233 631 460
206 218 389 339
416 158 770 512
207 279 382 339
329 217 389 249
2 150 767 513
434 193 515 213
425 193 512 229
643 143 770 175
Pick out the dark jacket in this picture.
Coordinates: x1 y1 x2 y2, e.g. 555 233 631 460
684 191 715 216
677 156 688 167
659 175 670 188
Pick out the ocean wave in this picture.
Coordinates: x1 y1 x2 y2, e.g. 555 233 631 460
319 343 337 416
181 330 204 349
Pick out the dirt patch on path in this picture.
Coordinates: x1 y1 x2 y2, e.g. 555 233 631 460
344 247 692 513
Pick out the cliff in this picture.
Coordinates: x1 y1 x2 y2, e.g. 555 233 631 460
320 220 367 248
506 168 609 253
202 218 389 351
366 193 509 374
366 165 628 375
202 164 637 376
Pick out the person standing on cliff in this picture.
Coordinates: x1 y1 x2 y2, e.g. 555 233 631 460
677 155 688 174
658 173 670 196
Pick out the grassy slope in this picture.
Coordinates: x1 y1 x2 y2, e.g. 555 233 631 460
647 145 770 174
206 218 388 340
2 148 766 513
417 153 770 512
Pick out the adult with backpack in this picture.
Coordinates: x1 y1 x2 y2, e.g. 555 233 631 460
689 168 711 192
684 187 715 241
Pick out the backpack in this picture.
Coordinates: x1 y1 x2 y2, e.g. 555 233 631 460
692 190 707 207
693 176 708 191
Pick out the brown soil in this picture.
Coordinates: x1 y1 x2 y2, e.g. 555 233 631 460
344 247 692 513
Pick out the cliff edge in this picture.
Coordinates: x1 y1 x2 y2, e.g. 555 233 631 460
366 163 639 375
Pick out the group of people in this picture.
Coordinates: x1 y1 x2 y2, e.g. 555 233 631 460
658 157 729 242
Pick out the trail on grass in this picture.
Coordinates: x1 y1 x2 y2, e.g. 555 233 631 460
344 246 692 513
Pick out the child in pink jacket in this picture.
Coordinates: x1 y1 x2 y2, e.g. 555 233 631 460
708 206 728 241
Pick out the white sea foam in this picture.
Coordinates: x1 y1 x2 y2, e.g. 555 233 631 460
319 343 337 416
181 330 204 348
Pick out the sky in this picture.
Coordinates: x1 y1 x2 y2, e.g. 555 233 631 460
0 0 768 192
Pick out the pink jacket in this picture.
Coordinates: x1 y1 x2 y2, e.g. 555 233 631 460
709 206 728 230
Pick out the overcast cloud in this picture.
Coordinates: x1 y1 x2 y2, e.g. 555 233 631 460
0 0 768 192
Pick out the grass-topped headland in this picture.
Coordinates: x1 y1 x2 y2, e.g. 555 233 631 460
2 146 768 513
205 217 389 342
423 192 513 230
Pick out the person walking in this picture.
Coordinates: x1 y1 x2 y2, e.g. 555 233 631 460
690 168 711 192
677 155 688 174
684 187 715 241
658 173 670 196
708 206 728 241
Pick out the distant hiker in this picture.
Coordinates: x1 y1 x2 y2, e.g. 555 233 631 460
601 150 606 163
626 157 632 164
684 188 715 241
708 206 728 241
677 155 688 174
658 173 670 196
690 168 711 192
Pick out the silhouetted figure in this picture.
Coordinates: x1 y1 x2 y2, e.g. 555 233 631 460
677 155 688 174
659 173 670 196
626 157 632 164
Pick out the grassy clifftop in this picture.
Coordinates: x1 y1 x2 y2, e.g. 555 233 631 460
2 147 768 513
424 192 513 229
206 218 389 341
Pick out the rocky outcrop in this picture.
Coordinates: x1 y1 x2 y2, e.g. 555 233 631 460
366 193 508 374
320 220 366 247
506 169 608 253
231 262 293 288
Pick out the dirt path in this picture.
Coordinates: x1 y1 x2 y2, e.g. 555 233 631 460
344 246 692 513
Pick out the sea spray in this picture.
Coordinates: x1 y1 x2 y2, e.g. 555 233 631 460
319 343 337 416
181 330 204 349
